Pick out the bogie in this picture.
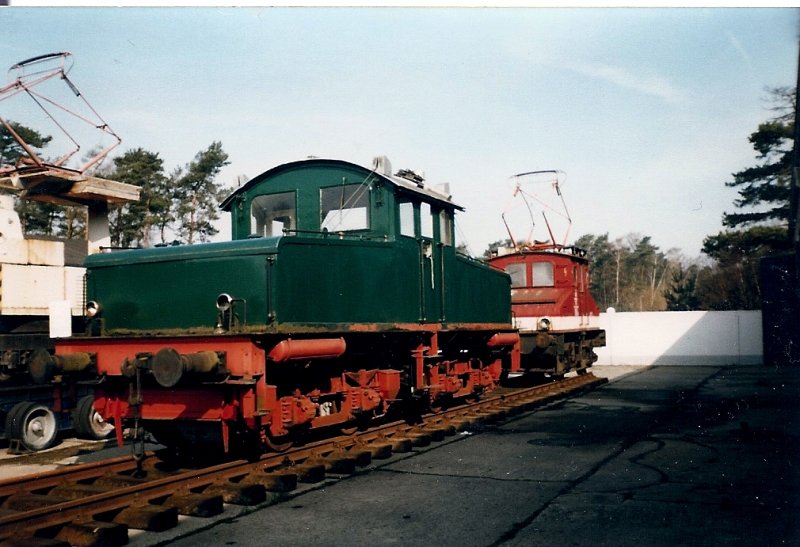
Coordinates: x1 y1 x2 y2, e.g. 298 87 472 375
70 327 517 457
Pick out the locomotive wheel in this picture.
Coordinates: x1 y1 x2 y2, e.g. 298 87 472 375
4 402 58 451
73 395 114 440
3 404 21 439
264 434 294 453
428 393 450 414
339 412 374 436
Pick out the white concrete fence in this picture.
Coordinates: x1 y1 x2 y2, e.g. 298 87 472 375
595 310 763 366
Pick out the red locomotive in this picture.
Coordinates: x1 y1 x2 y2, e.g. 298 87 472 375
486 170 605 378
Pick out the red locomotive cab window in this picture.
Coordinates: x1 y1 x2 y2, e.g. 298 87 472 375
532 262 554 287
504 263 527 288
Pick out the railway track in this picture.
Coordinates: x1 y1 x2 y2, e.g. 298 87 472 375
0 373 605 547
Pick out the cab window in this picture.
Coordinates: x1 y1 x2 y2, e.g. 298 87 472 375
505 263 527 288
420 202 433 239
321 184 370 231
439 210 453 246
533 262 555 287
251 191 296 237
399 201 415 237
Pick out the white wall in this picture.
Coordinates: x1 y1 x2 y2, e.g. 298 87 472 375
595 310 763 366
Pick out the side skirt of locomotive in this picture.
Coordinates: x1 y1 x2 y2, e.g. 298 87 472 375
55 326 520 456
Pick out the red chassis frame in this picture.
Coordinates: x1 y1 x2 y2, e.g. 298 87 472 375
57 329 520 452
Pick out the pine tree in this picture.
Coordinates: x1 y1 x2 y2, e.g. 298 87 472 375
701 87 795 309
107 148 170 248
171 142 230 244
0 121 52 165
665 264 700 311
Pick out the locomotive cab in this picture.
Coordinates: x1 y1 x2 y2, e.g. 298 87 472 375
491 245 600 326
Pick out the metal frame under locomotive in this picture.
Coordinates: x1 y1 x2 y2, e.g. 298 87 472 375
487 244 606 378
55 157 521 456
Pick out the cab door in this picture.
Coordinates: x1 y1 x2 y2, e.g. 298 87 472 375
418 202 443 323
400 199 444 323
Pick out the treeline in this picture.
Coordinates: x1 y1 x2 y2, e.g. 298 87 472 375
107 144 229 247
574 233 680 312
572 233 761 312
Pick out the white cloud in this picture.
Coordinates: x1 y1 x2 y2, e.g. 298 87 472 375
725 30 754 71
561 61 688 104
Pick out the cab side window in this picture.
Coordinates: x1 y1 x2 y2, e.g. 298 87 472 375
439 210 453 246
420 202 433 239
399 201 415 237
398 199 453 244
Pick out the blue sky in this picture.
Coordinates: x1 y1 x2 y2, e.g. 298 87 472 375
1 7 797 257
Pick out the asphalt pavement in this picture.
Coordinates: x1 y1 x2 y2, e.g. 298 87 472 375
155 364 799 547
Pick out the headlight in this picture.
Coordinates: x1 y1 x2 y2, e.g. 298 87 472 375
216 293 233 312
537 317 552 331
86 300 102 318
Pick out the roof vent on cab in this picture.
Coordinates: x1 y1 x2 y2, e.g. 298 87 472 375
372 155 393 177
395 168 425 188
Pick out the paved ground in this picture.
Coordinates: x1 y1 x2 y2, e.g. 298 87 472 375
162 365 799 547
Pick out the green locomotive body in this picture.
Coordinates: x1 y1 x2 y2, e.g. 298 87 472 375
86 158 509 333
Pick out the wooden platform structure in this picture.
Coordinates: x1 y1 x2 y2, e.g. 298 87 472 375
0 165 139 207
0 164 140 254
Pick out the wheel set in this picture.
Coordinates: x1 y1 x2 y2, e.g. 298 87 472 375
3 396 112 452
73 395 114 441
4 402 58 452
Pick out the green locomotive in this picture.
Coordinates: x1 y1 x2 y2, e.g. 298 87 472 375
56 157 520 456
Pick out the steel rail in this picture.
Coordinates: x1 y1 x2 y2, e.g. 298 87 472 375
0 452 151 496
